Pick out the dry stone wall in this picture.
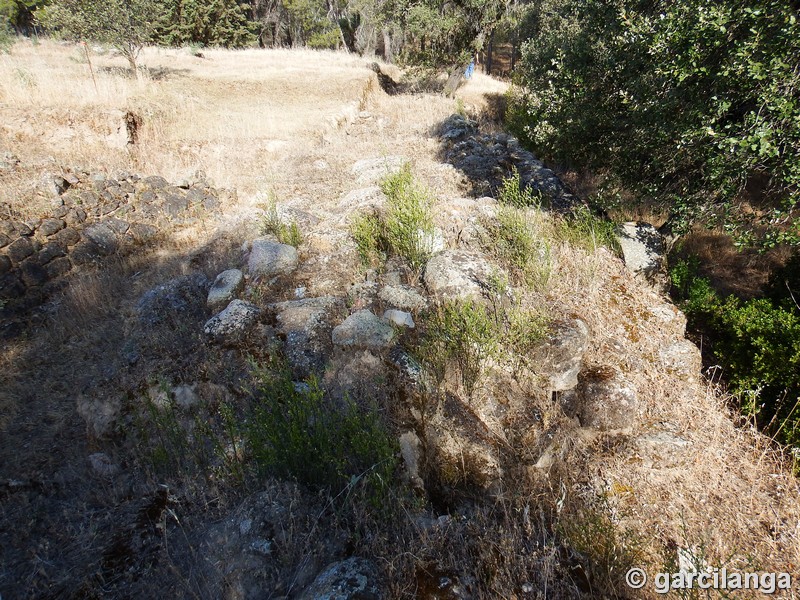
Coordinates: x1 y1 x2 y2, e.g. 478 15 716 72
0 168 230 314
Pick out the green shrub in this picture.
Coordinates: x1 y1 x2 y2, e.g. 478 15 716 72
246 358 397 490
556 205 620 255
380 165 436 272
414 298 549 396
487 205 551 289
670 257 800 447
512 0 800 247
350 164 435 273
350 211 385 268
497 168 542 209
261 196 303 247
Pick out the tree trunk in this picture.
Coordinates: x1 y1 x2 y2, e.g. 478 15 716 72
443 67 464 97
382 29 393 63
486 31 494 75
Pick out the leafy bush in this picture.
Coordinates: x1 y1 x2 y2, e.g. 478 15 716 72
485 205 551 289
512 0 800 247
350 164 435 273
556 205 620 255
247 358 397 490
496 168 542 209
261 197 303 247
415 299 549 396
671 257 800 447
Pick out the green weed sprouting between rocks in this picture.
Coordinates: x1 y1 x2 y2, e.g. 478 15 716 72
414 298 549 397
497 168 543 209
350 164 435 272
485 205 552 289
246 356 397 492
261 194 303 247
135 357 397 495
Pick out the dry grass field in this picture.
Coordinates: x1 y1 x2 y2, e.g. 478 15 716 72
1 39 799 599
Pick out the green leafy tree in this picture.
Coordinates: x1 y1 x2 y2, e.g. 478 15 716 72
1 0 46 33
153 0 254 47
381 0 508 94
511 0 800 247
38 0 161 73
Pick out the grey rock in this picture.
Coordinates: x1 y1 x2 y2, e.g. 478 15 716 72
616 222 668 291
383 309 415 328
39 218 66 237
45 257 72 279
298 557 383 600
0 254 10 275
144 175 169 189
423 249 503 301
379 284 428 311
40 173 69 197
128 222 158 244
88 452 119 477
0 233 9 248
204 299 260 342
136 274 210 326
19 260 48 287
76 393 121 438
659 339 702 382
38 241 66 264
425 392 502 488
332 309 396 349
562 366 639 430
6 237 35 263
399 431 424 488
350 155 406 185
207 269 244 310
272 296 344 375
0 273 24 299
52 227 81 247
103 218 130 235
247 238 298 278
83 223 118 254
172 384 201 410
530 318 590 391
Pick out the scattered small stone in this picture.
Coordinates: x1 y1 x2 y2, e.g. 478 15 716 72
383 309 414 328
38 218 66 237
172 384 200 410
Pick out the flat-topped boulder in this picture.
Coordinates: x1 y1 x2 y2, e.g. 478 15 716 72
423 249 505 301
332 309 396 349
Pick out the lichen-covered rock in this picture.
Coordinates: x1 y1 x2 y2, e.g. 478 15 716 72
616 222 668 292
298 557 383 600
350 155 406 185
332 309 395 349
378 284 428 311
76 393 121 438
659 339 703 382
530 318 590 391
207 269 244 310
247 238 298 278
204 299 260 342
562 366 639 430
423 249 504 302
